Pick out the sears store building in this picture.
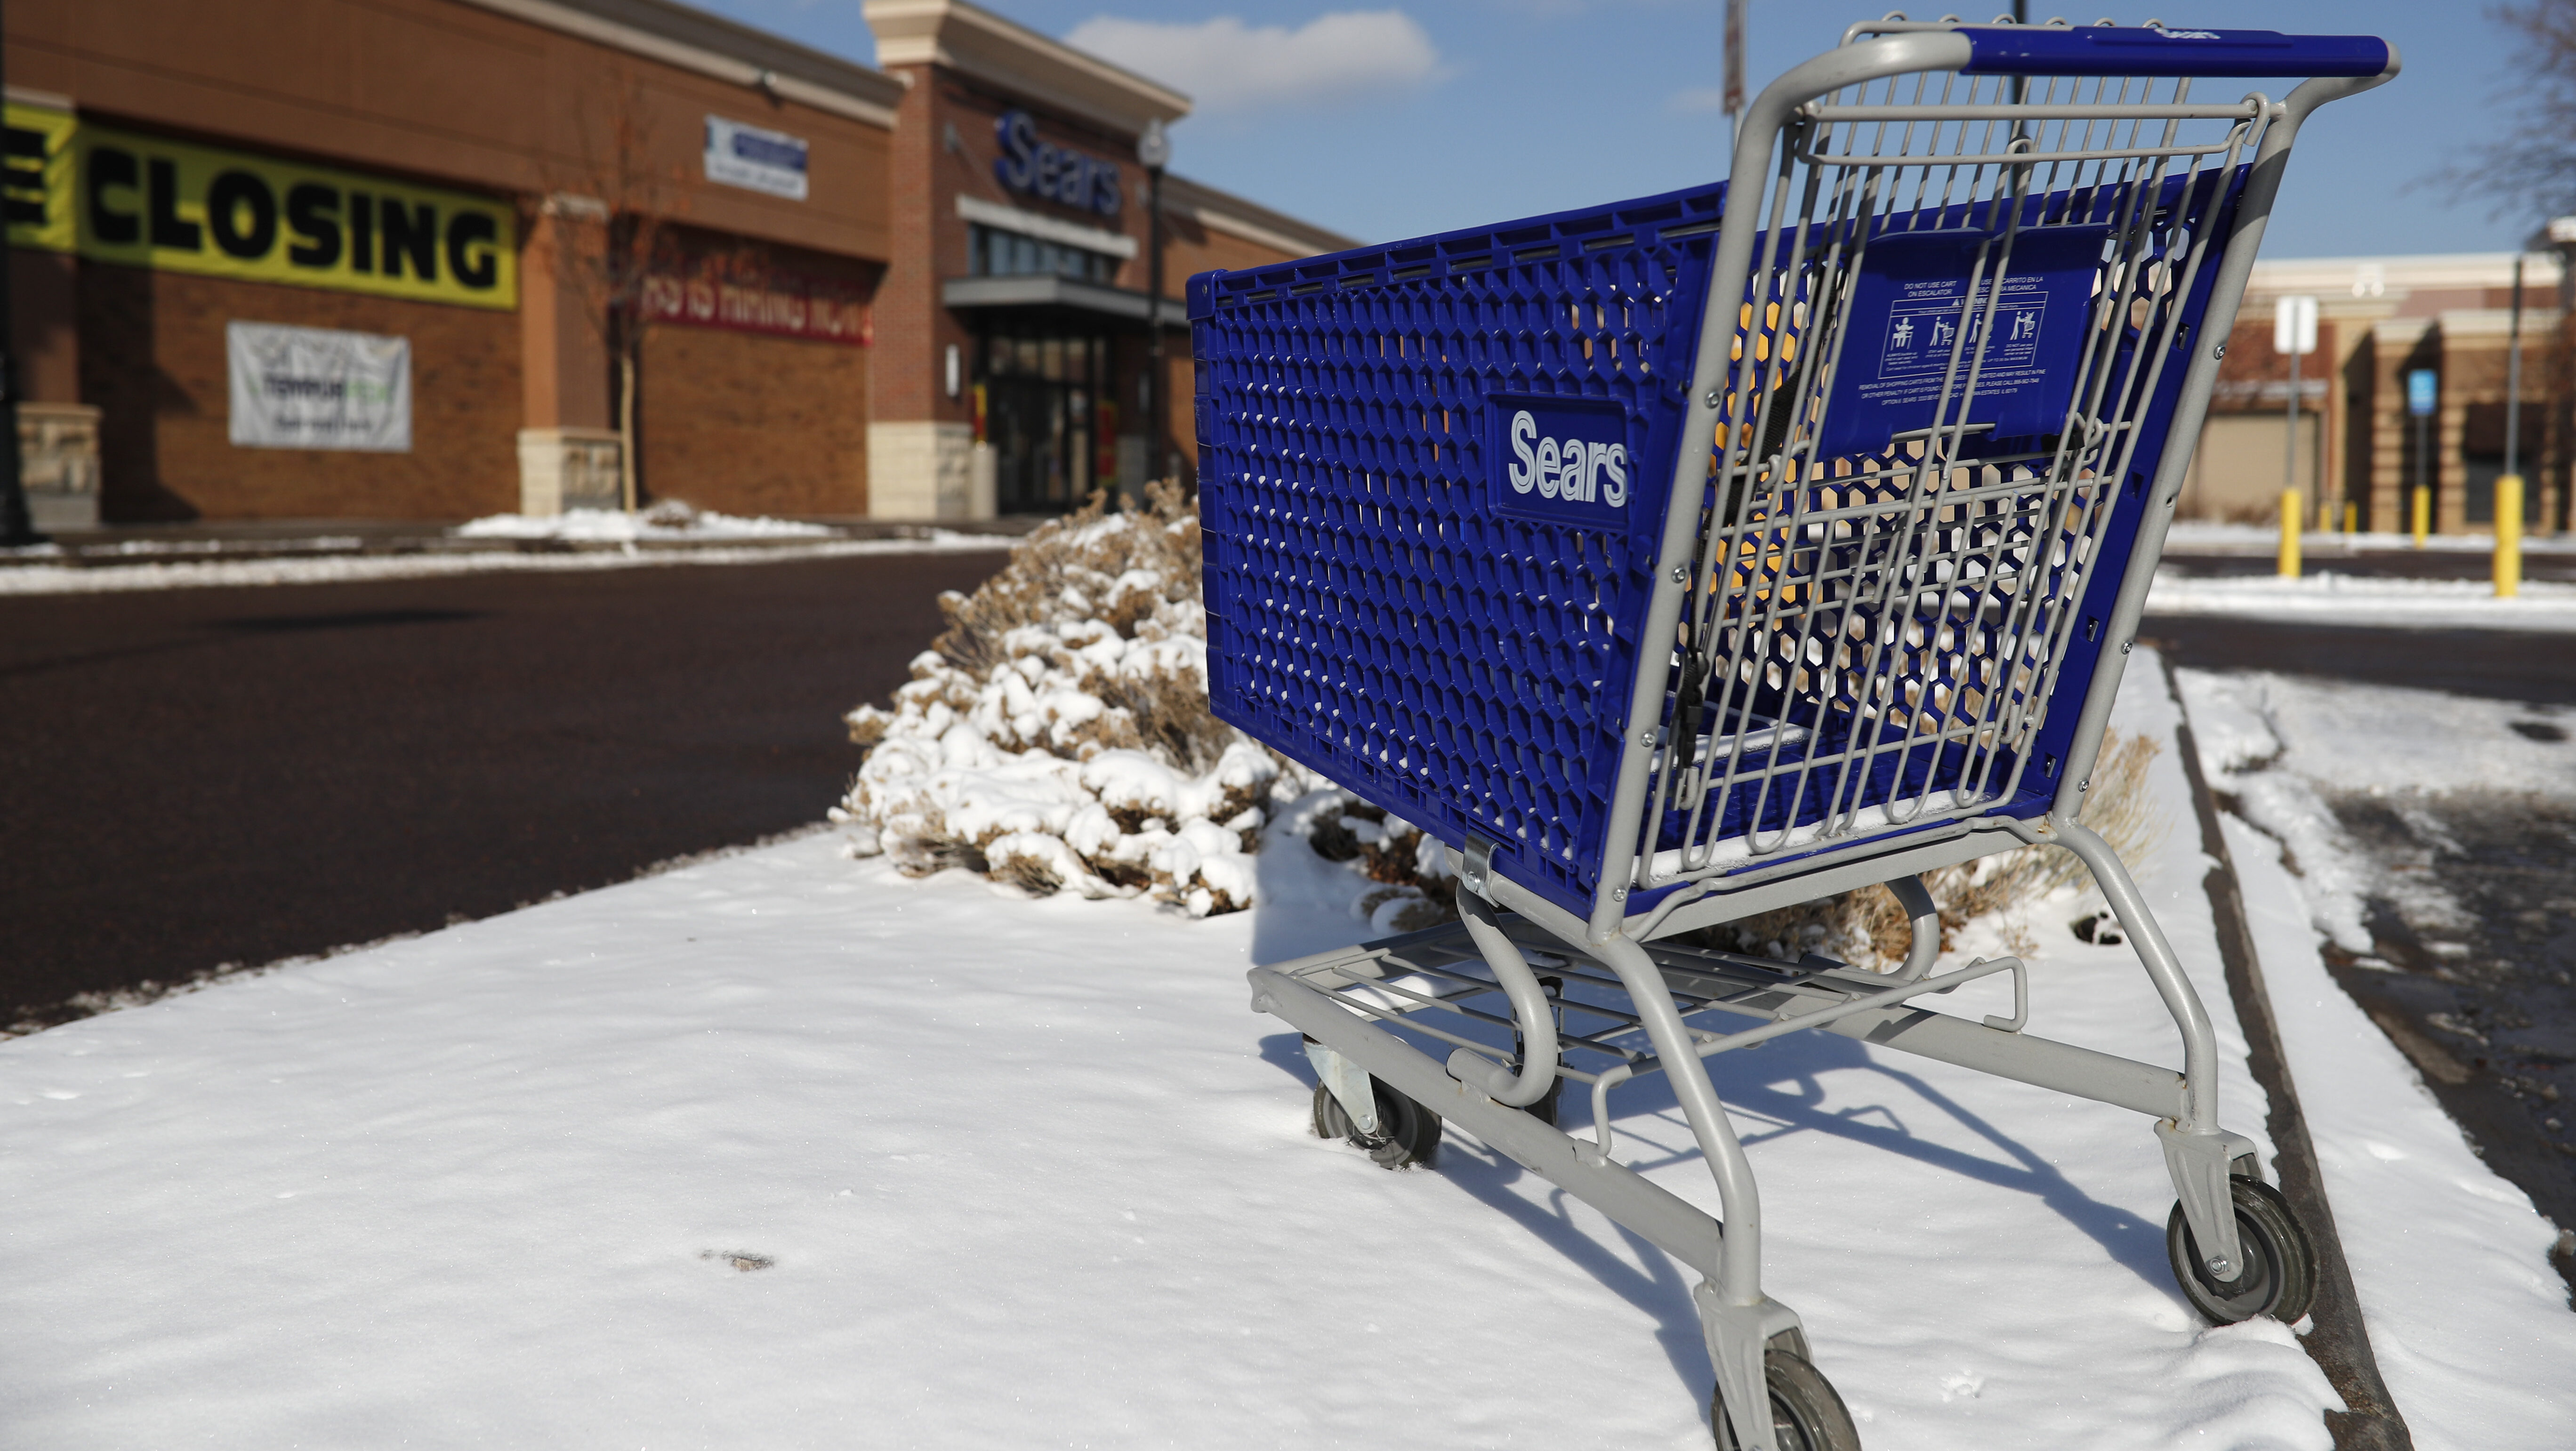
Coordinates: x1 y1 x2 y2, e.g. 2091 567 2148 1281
3 0 1350 525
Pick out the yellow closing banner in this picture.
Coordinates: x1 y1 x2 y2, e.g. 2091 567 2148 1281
5 103 517 311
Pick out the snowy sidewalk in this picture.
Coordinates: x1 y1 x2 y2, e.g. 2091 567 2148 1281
2180 670 2576 1450
1 665 2566 1447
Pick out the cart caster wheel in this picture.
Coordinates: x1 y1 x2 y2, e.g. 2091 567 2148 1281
1312 1080 1441 1169
2166 1177 2318 1325
1712 1350 1862 1451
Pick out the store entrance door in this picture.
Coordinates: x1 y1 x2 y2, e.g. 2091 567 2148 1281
980 331 1108 514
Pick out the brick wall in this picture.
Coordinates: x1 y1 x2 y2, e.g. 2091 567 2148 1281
871 64 947 429
638 323 870 516
80 263 520 521
1161 213 1315 285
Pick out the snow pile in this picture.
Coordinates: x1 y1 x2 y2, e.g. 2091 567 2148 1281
0 534 1007 596
836 484 1309 917
2162 520 2576 556
455 499 834 541
2147 570 2576 632
2178 673 2576 955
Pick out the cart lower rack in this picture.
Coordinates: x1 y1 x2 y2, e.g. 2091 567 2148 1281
1191 17 2394 1450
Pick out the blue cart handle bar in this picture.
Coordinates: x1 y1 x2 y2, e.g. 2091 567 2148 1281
1959 26 2391 78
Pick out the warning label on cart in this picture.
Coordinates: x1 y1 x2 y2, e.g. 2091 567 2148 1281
1815 224 2109 459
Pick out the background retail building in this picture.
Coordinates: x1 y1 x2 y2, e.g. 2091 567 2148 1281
1 0 1344 529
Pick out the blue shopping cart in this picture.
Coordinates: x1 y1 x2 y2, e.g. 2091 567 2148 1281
1193 18 2394 1450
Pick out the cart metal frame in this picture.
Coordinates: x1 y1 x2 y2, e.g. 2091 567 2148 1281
1213 19 2396 1448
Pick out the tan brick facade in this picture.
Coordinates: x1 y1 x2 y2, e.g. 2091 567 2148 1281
2230 255 2569 536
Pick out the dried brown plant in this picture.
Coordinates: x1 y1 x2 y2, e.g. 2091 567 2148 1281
1329 730 2168 964
1683 729 2167 967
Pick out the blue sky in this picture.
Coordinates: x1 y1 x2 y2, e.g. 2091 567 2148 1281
703 0 2536 259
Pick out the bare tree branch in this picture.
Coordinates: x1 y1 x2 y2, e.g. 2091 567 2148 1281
2437 2 2576 224
533 66 690 511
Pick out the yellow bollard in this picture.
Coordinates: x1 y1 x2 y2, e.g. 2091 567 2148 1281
2411 485 2431 548
2278 489 2302 578
2496 474 2523 598
2345 501 2359 534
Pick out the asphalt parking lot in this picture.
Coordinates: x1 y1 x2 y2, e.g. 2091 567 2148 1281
0 550 1006 1026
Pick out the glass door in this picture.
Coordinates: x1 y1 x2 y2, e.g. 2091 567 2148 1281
981 330 1105 514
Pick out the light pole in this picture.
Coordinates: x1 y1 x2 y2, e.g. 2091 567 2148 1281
2407 367 2436 547
1137 118 1170 493
2496 252 2530 595
2275 294 2316 576
2544 215 2576 536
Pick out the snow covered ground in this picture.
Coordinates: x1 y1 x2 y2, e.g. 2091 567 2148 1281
0 532 1008 596
2161 522 2576 556
2147 570 2576 632
453 503 835 542
4 658 2571 1447
2180 670 2576 1450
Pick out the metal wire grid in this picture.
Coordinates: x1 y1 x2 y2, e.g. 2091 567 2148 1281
1280 925 2022 1116
1282 928 1820 1088
1634 58 2276 885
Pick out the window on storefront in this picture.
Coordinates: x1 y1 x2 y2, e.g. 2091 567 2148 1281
968 223 1118 284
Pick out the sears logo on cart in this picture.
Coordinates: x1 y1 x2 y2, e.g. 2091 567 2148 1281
1488 395 1635 530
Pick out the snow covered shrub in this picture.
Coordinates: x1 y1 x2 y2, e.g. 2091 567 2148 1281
835 483 1296 916
1682 729 2166 968
835 481 2160 943
1301 799 1459 933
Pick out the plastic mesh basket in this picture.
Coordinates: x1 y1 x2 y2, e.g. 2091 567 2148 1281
1192 171 2247 919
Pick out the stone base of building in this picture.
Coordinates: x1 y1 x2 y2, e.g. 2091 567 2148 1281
26 490 97 532
1116 434 1148 501
517 427 626 516
869 421 980 520
969 441 997 517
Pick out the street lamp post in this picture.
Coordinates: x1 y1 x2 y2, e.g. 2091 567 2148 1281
2408 367 2436 547
2545 215 2576 537
1137 119 1170 493
2275 294 2316 576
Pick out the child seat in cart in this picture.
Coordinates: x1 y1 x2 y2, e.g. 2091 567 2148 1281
1189 17 2396 1451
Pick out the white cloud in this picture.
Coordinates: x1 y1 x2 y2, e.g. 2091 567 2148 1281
1066 11 1445 114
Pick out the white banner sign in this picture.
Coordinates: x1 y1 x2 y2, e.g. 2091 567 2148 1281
704 114 808 200
226 321 411 452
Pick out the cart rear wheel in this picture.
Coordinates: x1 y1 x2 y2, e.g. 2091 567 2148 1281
1311 1080 1441 1169
1713 1351 1861 1451
2166 1177 2318 1325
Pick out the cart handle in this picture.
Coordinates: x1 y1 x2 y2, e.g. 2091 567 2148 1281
1959 26 2391 80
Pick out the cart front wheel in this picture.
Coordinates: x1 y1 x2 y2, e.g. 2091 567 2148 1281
2165 1177 2318 1325
1311 1080 1441 1169
1713 1350 1861 1451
